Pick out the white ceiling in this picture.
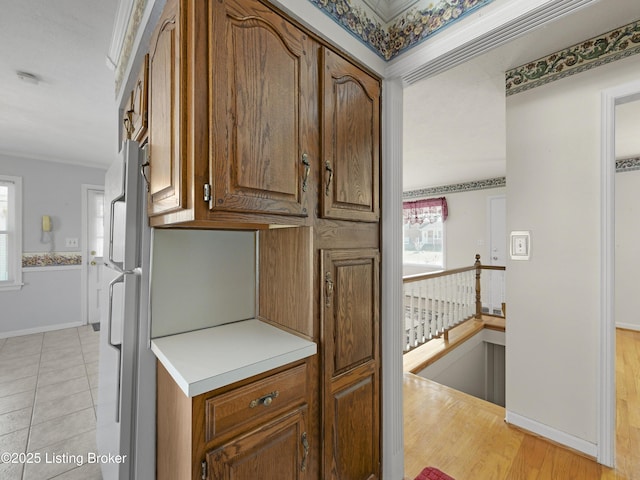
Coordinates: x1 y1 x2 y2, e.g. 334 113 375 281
361 0 420 22
403 0 640 191
0 0 638 181
0 0 119 169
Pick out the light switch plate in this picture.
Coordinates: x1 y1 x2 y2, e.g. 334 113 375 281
510 231 531 260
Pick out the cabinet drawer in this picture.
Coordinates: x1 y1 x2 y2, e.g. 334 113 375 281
205 363 307 442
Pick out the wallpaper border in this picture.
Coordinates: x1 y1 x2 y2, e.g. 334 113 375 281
506 20 640 96
307 0 494 60
22 252 82 268
617 157 640 173
403 177 506 199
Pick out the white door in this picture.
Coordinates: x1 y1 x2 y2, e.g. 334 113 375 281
85 187 105 325
488 195 506 314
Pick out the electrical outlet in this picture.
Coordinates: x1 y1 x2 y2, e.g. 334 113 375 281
65 237 79 248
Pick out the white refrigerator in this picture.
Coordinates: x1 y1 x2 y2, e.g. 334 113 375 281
98 140 156 480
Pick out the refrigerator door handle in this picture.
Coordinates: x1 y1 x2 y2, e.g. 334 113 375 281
108 196 125 271
108 272 125 423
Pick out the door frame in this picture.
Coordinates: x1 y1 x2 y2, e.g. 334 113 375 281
599 79 640 467
487 193 506 313
81 184 105 326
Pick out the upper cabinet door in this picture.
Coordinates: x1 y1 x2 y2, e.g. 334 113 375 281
129 54 149 143
209 0 317 218
321 48 380 223
147 0 186 217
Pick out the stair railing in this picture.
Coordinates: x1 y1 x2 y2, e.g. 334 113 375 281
403 254 505 352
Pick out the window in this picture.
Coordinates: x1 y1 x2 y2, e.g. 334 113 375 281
0 175 22 290
403 197 447 269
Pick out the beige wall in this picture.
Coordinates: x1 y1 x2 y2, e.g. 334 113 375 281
505 55 639 448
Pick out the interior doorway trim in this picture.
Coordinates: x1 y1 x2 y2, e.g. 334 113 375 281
599 79 640 467
81 183 105 326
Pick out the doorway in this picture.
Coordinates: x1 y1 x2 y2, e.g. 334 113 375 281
614 99 640 331
81 185 105 326
600 79 640 466
488 195 506 314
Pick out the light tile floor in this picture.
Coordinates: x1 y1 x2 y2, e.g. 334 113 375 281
0 326 102 479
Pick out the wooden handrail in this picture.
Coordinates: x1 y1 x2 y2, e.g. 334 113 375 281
403 265 476 283
403 258 506 283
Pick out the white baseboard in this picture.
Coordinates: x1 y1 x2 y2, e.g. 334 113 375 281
505 411 597 458
0 321 86 339
616 322 640 332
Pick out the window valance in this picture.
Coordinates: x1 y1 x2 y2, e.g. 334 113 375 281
402 197 448 223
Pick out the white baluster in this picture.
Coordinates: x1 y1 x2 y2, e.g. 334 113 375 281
418 283 425 345
409 283 416 349
427 278 434 339
443 274 450 331
437 277 444 335
453 272 461 326
403 284 411 351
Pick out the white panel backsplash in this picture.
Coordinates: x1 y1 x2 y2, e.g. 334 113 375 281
150 229 256 338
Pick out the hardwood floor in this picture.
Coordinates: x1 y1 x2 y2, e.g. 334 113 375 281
404 328 640 480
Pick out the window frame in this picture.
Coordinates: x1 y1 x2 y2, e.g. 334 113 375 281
0 175 23 291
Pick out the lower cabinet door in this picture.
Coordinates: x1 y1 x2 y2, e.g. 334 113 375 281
321 248 380 479
206 408 309 480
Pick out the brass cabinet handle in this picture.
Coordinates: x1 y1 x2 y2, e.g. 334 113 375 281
123 109 134 139
201 460 207 480
140 161 150 192
325 271 334 307
324 160 333 196
301 153 310 192
249 391 279 408
301 432 309 472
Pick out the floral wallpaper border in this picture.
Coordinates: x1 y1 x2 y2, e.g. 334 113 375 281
115 0 148 95
617 157 640 173
23 252 82 268
307 0 494 60
403 160 640 197
506 20 640 96
403 176 505 199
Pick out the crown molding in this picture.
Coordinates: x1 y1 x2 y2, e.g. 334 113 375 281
388 0 598 83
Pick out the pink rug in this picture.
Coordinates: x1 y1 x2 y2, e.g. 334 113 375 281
414 466 455 480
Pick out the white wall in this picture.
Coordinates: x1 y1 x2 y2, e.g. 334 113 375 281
417 329 505 405
0 154 106 337
615 169 640 331
445 187 505 269
505 55 639 454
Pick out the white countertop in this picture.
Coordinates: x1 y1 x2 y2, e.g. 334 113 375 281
151 319 317 397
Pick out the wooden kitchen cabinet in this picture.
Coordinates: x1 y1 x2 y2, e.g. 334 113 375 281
321 48 380 223
147 0 186 217
120 55 148 145
208 0 317 220
129 55 149 142
206 408 309 480
321 248 380 479
258 227 314 339
146 0 382 477
157 360 311 480
146 0 318 227
145 0 382 228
